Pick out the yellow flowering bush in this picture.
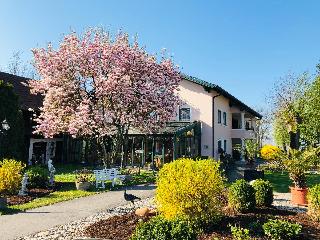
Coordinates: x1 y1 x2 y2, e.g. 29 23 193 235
155 158 225 224
260 145 282 162
308 184 320 221
0 159 25 195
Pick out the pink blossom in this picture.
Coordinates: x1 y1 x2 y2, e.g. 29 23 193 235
30 30 181 139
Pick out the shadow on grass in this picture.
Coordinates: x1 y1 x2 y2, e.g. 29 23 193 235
55 182 77 191
55 181 107 193
0 207 22 215
112 184 156 192
55 163 95 175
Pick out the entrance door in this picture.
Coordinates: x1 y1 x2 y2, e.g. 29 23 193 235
32 142 47 165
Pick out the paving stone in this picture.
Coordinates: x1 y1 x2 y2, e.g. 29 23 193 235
16 198 154 240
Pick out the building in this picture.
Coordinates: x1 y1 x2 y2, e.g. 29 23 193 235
0 72 64 165
0 71 261 165
177 75 262 160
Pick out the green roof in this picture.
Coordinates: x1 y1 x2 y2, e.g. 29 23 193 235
182 74 262 119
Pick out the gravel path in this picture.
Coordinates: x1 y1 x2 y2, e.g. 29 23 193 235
17 198 154 240
273 192 307 213
0 184 155 240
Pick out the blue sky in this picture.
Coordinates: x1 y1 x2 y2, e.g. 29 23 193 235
0 0 319 109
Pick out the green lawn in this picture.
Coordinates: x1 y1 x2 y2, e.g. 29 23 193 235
0 165 156 215
265 171 320 193
11 189 95 211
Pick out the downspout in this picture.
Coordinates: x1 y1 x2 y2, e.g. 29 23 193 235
212 94 221 158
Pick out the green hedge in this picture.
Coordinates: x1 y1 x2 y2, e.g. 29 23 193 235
228 179 255 213
131 216 198 240
252 179 273 207
26 165 49 188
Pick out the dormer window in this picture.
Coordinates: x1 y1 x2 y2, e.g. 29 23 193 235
179 108 191 121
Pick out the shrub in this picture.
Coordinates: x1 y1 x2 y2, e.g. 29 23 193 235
131 215 198 240
26 165 49 188
252 179 273 207
243 139 259 163
260 145 282 162
228 179 255 213
308 183 320 221
156 158 225 225
230 225 251 240
262 219 302 240
0 159 25 195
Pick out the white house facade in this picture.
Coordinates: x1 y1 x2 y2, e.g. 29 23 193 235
175 75 262 160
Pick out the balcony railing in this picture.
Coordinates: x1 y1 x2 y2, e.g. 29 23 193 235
232 127 254 131
231 128 255 139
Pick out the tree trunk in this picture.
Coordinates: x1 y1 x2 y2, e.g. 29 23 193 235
289 131 300 150
99 137 111 168
111 125 126 167
289 116 302 150
122 130 130 168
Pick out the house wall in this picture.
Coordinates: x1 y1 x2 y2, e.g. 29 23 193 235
177 79 216 157
176 79 259 160
213 95 233 159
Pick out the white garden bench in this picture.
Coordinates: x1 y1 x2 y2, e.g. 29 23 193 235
93 168 126 189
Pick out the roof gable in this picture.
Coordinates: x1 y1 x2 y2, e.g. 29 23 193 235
0 72 42 110
182 74 262 119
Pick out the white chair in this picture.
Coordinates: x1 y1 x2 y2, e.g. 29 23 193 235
108 168 126 187
94 168 126 189
93 170 108 189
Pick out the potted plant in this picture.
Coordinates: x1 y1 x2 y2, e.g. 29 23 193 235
261 145 320 205
283 148 319 205
74 169 92 191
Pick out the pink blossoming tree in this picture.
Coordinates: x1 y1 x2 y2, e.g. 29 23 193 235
30 30 181 167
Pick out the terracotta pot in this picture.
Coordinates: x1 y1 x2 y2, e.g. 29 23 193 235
0 197 7 209
290 186 308 206
75 181 91 191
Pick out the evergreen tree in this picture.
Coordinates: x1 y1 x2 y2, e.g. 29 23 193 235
0 80 25 160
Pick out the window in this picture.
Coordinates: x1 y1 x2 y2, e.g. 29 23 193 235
223 112 227 126
245 120 254 130
224 140 227 152
179 108 191 121
218 110 222 124
218 140 222 153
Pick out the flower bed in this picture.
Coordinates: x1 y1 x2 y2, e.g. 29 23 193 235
80 206 319 240
7 188 54 205
198 208 319 240
83 212 154 240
